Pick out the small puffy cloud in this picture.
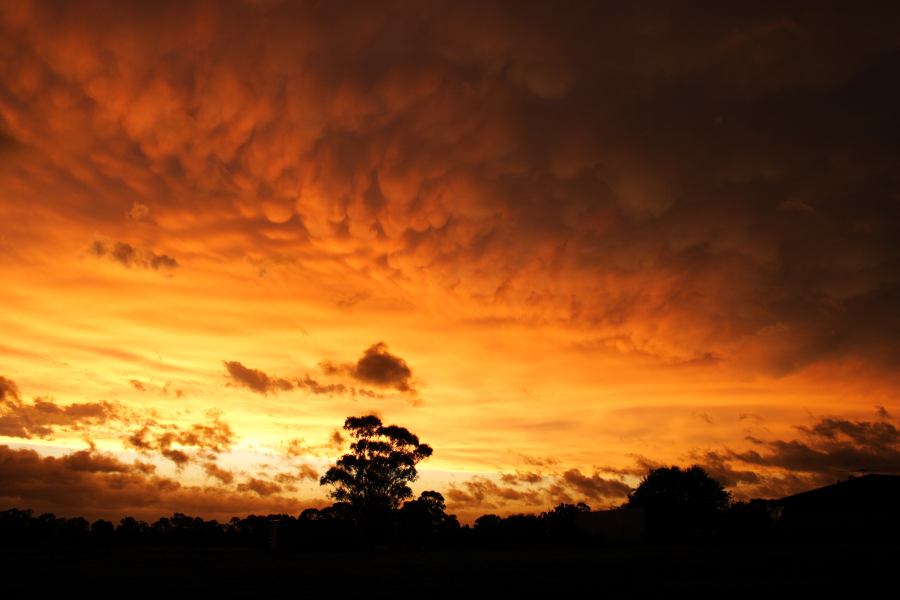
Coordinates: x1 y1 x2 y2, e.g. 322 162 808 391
0 376 121 439
551 469 631 502
0 376 20 402
274 464 319 484
446 468 630 515
203 461 235 484
123 412 236 467
321 342 416 392
446 476 544 511
223 361 293 395
89 241 179 271
500 471 545 485
128 201 150 221
281 429 345 458
237 477 282 497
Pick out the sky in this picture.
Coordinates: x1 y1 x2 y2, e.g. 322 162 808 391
1 0 899 524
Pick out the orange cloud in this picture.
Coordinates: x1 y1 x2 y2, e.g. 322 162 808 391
0 1 898 521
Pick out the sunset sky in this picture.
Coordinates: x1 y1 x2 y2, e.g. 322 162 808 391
1 1 898 524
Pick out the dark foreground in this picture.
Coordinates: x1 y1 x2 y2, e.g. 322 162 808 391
3 543 897 598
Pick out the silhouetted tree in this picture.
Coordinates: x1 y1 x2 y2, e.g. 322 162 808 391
398 491 460 545
473 514 503 544
320 414 432 538
541 502 591 542
91 519 114 545
0 509 33 545
627 465 730 541
116 516 149 544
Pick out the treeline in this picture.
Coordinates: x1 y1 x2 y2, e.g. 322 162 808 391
0 496 791 550
4 463 895 549
0 496 595 550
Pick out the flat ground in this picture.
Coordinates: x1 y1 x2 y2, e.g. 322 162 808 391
2 543 896 598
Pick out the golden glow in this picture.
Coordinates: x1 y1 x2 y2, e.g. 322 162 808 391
1 1 898 523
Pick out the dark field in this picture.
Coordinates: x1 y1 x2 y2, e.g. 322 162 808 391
3 543 896 598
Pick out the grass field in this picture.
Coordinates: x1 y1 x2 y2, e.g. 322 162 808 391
3 543 897 597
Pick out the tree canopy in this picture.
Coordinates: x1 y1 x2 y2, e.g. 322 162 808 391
626 465 731 540
319 415 433 516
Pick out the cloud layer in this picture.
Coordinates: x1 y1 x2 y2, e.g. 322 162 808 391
0 376 121 439
0 1 897 375
0 444 310 522
1 1 899 522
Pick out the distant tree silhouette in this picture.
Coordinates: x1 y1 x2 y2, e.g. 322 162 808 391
116 516 149 544
319 414 433 538
541 502 591 541
90 519 114 544
398 490 460 544
473 513 503 543
626 465 730 541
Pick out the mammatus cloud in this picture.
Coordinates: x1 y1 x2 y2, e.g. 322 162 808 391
1 2 897 376
321 342 416 393
0 376 121 439
89 241 178 271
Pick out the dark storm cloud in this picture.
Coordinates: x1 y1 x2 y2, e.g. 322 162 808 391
321 342 416 392
1 1 898 376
